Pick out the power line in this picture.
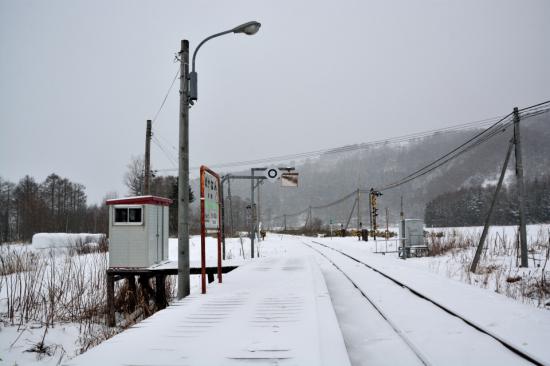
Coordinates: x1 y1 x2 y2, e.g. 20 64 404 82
376 114 515 191
518 99 550 112
152 135 178 168
153 128 178 152
155 114 507 173
271 119 514 223
152 68 180 124
269 100 549 224
273 190 357 221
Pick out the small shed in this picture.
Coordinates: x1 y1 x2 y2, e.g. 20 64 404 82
106 195 172 268
399 219 425 247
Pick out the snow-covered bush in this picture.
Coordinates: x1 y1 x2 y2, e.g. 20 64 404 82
32 233 105 249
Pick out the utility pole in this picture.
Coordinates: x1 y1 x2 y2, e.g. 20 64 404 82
400 196 404 220
471 139 515 272
400 195 405 258
283 214 287 231
385 207 389 240
514 107 528 268
356 189 361 230
228 177 234 239
7 187 10 242
250 169 255 258
177 40 190 299
144 119 152 195
257 180 261 241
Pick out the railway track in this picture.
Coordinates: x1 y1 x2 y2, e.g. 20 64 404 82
303 239 543 366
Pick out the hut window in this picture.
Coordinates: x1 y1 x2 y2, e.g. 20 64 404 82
114 206 143 225
128 208 142 223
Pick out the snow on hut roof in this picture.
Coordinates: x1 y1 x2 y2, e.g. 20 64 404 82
106 195 173 206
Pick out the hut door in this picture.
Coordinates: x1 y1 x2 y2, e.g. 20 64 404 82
160 206 165 260
156 206 161 262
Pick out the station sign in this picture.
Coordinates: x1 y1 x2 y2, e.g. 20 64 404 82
281 172 299 187
199 165 223 294
203 170 219 230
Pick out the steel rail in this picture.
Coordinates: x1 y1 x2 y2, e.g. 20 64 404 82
305 240 543 366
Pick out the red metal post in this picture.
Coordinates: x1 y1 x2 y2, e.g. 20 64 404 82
200 166 207 294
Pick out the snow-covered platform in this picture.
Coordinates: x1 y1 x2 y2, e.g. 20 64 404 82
66 255 350 366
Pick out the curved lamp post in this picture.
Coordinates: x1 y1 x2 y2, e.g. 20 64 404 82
189 21 261 102
177 21 261 299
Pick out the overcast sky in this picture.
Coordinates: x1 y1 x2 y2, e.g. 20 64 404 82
1 0 549 204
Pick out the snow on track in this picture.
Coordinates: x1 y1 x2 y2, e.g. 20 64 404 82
309 245 425 366
310 237 550 365
304 239 540 366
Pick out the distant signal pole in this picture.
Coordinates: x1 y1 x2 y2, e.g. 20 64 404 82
144 119 152 195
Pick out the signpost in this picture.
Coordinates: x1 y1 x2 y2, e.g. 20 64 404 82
281 172 299 187
264 167 280 182
200 165 222 294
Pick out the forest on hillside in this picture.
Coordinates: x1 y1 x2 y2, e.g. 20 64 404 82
214 111 550 228
424 176 550 227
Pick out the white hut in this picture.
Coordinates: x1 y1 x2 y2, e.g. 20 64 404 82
106 196 172 268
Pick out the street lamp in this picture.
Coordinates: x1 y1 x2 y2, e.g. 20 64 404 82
177 21 261 300
189 21 261 102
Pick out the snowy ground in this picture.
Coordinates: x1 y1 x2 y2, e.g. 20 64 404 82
0 234 290 365
1 225 549 365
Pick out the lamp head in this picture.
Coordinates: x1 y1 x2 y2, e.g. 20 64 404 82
232 21 261 35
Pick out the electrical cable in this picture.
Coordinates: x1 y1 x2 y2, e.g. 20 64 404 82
152 136 178 168
154 114 507 173
375 114 514 191
268 100 548 224
152 68 180 125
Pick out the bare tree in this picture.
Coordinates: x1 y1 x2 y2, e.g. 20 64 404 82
124 156 145 196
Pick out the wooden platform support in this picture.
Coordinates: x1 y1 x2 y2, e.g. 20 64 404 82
106 265 238 327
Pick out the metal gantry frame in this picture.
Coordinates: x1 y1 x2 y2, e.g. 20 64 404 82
219 167 295 259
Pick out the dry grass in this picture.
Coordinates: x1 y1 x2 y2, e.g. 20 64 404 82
0 244 117 359
68 235 109 256
424 228 550 309
0 241 177 360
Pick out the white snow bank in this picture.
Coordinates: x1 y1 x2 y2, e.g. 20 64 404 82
32 233 105 249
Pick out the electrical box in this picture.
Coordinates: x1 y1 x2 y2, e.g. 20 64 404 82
399 219 424 247
106 196 172 268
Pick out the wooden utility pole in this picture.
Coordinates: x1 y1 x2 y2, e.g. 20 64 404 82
177 40 191 299
144 119 152 195
513 107 528 267
471 139 515 272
